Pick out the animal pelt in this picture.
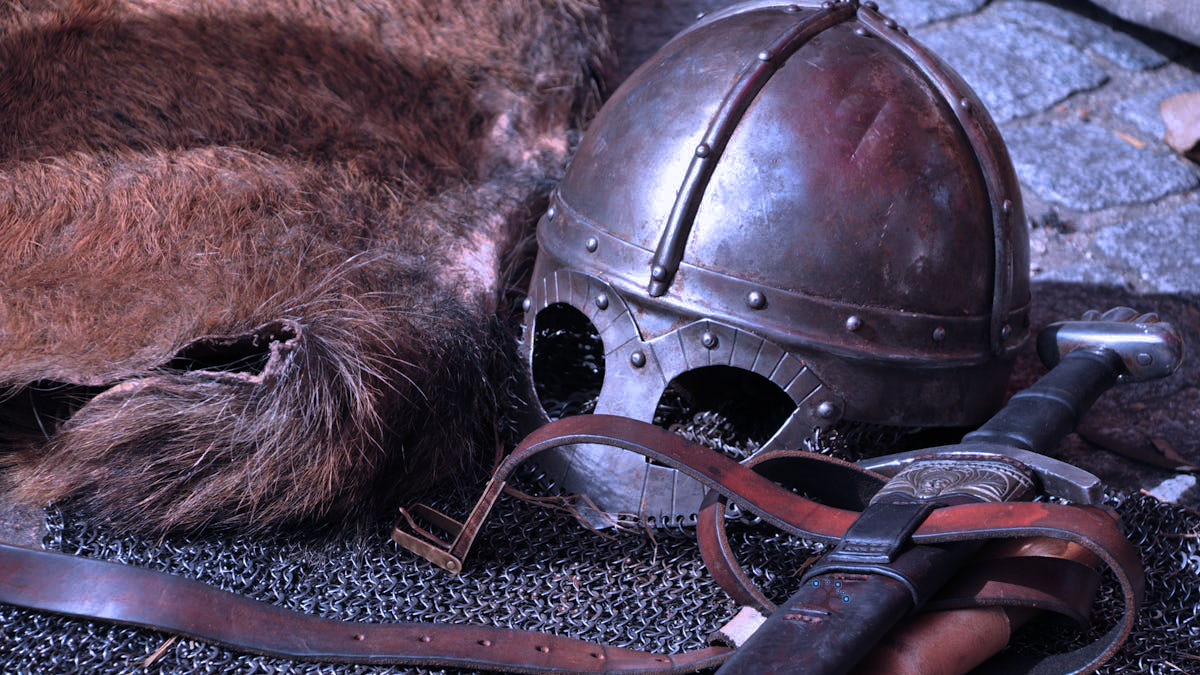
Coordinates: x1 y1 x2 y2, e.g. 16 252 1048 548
0 0 609 535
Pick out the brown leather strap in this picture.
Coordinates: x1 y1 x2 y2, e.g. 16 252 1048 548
0 542 730 673
464 416 1142 675
0 415 1142 674
695 450 1103 624
924 556 1101 623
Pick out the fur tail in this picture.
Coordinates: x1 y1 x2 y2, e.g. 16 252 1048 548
8 297 520 535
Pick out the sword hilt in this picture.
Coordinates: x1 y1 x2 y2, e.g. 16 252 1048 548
963 307 1182 455
864 307 1183 504
722 309 1182 674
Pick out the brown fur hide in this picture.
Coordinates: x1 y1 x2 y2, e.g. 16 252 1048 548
0 0 607 534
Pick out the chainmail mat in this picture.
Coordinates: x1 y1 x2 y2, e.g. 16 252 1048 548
2 467 1198 673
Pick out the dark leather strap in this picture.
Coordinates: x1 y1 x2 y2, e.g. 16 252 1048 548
0 415 1142 674
695 449 1103 625
0 542 730 673
457 416 1142 675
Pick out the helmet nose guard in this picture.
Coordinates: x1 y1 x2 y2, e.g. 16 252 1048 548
519 0 1030 526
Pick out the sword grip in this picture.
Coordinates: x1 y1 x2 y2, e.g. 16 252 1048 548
964 307 1182 455
961 348 1120 455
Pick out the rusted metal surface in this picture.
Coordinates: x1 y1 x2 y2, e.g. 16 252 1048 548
520 0 1033 525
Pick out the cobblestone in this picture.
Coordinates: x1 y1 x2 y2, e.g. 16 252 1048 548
916 13 1108 122
1113 76 1200 140
877 0 988 28
988 1 1173 71
1093 203 1200 293
1004 122 1199 210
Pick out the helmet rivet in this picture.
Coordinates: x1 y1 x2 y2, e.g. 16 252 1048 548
845 315 863 332
630 350 647 368
757 50 772 62
651 265 668 281
701 332 718 349
898 26 908 34
1000 324 1013 340
884 18 897 29
696 11 706 20
854 26 868 36
932 326 947 342
746 291 767 309
695 143 711 158
821 0 834 8
959 97 972 111
816 401 837 419
594 294 609 310
585 236 598 252
787 4 804 11
1136 352 1153 366
546 205 557 220
863 1 879 8
521 297 532 312
1001 199 1013 214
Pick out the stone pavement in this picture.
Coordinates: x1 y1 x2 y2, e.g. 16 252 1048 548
609 0 1200 504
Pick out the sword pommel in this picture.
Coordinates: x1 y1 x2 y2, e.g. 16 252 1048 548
1038 306 1183 383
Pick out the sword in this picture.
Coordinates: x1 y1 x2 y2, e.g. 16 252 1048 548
715 307 1182 674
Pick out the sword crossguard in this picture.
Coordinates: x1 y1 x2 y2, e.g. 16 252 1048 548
863 307 1185 504
1038 306 1183 383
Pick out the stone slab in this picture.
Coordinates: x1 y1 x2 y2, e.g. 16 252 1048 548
1114 77 1200 141
875 0 988 29
1004 123 1199 210
990 0 1172 71
917 15 1108 122
1092 202 1200 293
1088 0 1200 48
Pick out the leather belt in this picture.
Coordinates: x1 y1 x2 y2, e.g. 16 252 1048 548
0 415 1142 674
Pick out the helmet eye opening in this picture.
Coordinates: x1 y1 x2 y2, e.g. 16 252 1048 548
652 365 796 460
531 303 604 420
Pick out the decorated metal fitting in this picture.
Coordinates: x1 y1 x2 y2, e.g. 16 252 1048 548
585 236 599 252
746 290 767 309
845 315 863 332
630 350 647 368
932 326 947 343
816 401 838 419
546 205 557 220
594 293 609 310
521 297 532 312
701 332 718 349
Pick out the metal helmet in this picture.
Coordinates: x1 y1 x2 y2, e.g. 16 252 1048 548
519 0 1030 525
